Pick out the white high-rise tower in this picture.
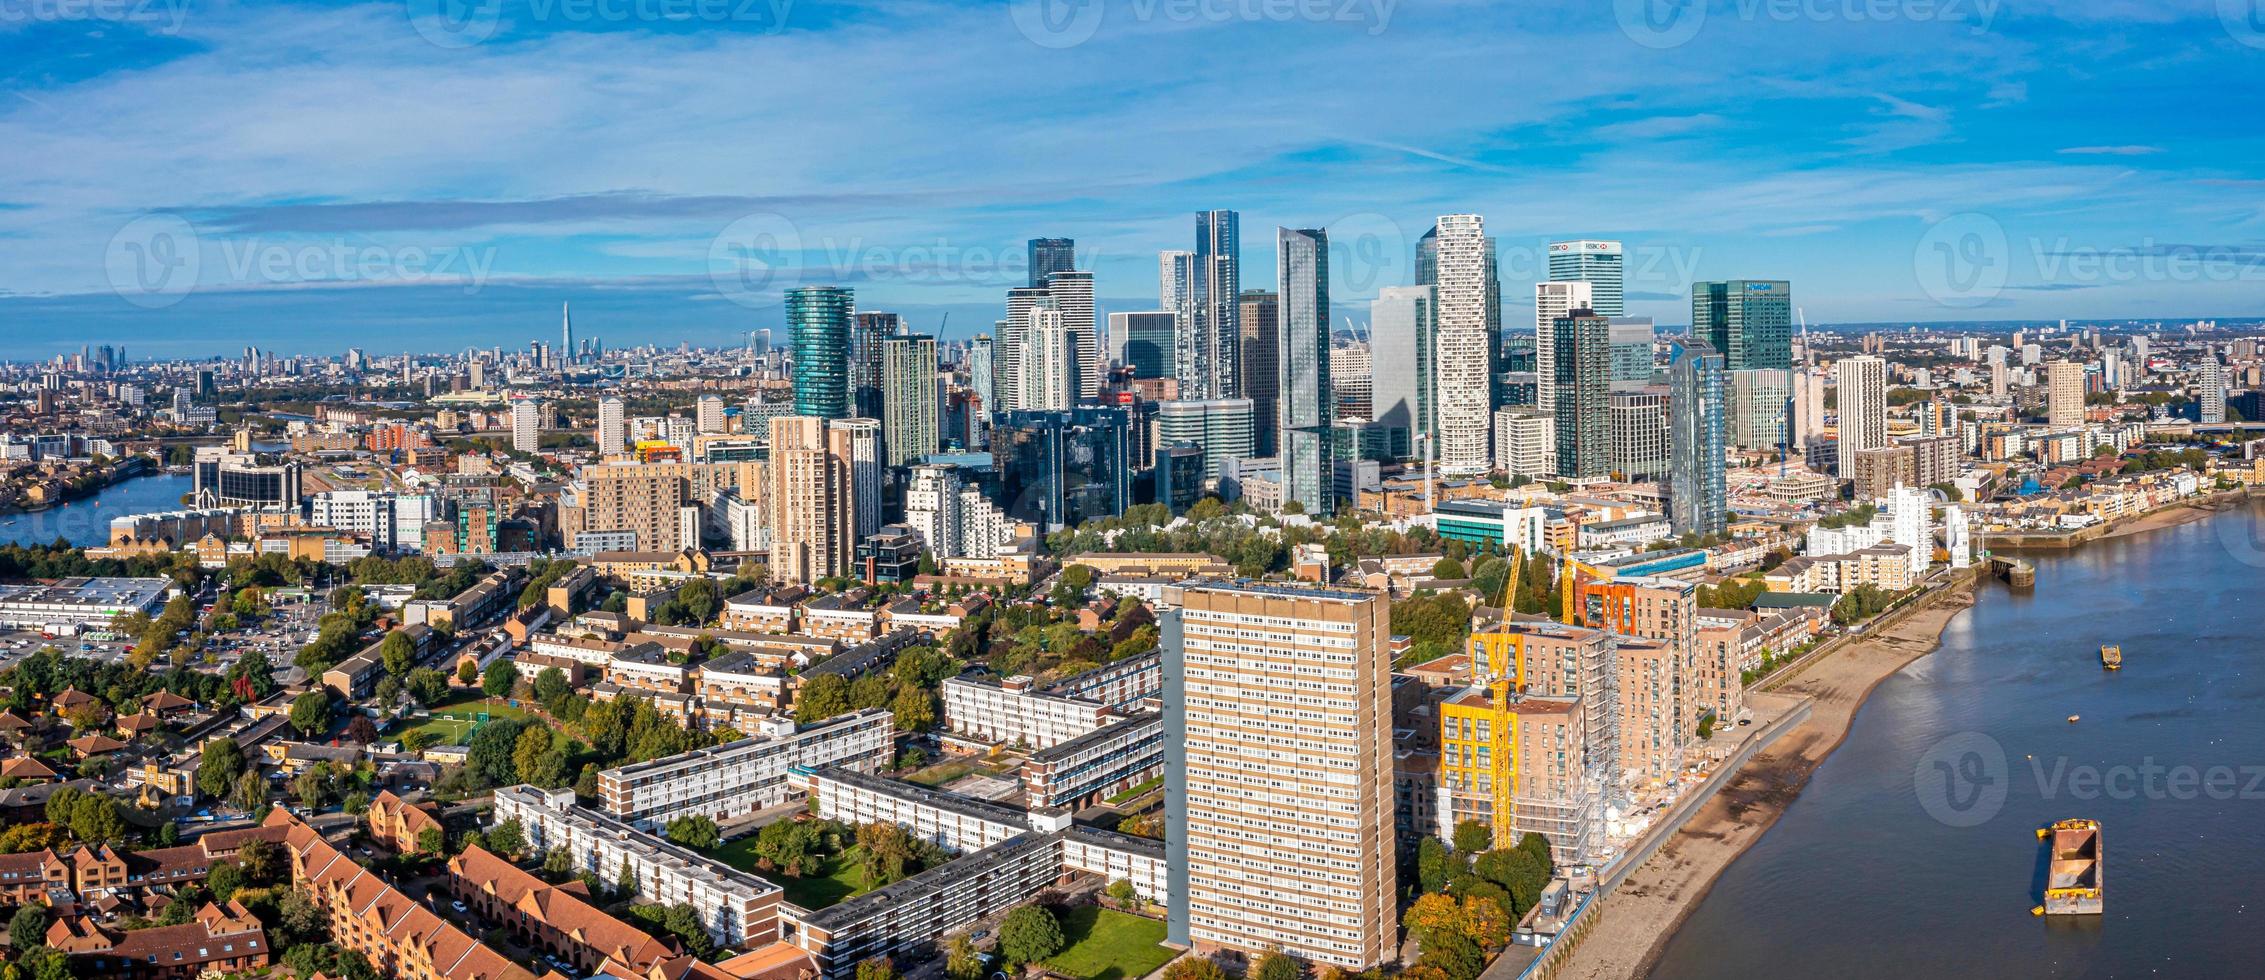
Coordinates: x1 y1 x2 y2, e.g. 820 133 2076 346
1432 214 1492 475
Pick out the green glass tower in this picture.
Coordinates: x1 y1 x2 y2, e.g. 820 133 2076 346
789 286 854 418
1691 280 1792 371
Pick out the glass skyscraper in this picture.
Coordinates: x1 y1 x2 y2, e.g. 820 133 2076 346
1670 341 1729 535
1548 240 1625 316
1276 228 1333 515
1692 280 1793 371
1028 237 1076 287
1368 285 1435 460
992 407 1130 531
789 286 853 418
1550 310 1612 479
1190 210 1241 401
1113 311 1178 380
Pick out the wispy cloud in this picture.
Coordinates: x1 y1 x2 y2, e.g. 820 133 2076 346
2059 145 2165 155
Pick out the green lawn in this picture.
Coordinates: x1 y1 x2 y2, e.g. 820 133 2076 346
1043 906 1174 980
714 846 871 910
1105 777 1162 805
903 761 974 787
398 697 533 747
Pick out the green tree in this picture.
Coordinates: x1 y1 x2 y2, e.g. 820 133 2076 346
1431 557 1467 580
195 738 246 799
944 936 984 980
7 905 49 951
796 673 852 724
487 817 527 857
482 661 520 699
666 814 721 850
854 957 897 980
457 659 479 684
1416 835 1455 894
289 692 335 737
416 826 445 856
889 686 936 733
996 904 1065 966
466 718 527 786
379 630 417 677
406 667 452 706
1451 819 1491 855
1252 951 1307 980
1105 878 1139 906
532 667 572 705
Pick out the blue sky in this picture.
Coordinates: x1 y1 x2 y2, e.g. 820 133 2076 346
3 0 2263 358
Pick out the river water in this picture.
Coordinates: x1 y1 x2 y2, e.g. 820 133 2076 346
1650 500 2265 978
0 472 195 548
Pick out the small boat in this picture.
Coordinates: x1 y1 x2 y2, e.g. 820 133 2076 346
2034 819 2104 915
2100 645 2122 670
2067 714 2081 724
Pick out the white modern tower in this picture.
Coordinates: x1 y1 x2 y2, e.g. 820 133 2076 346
1432 214 1493 475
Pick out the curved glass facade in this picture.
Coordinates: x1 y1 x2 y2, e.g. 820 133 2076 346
790 286 854 418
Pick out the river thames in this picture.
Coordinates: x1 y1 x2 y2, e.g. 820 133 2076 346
1650 499 2265 978
0 472 194 548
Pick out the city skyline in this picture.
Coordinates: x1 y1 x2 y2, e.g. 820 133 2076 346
7 3 2264 357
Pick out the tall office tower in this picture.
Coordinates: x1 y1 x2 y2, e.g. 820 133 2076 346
1550 310 1613 479
789 286 854 418
2198 356 2228 423
1275 229 1333 516
1152 399 1254 486
1533 280 1595 421
1028 237 1076 287
597 396 627 456
993 407 1131 530
1726 368 1793 452
510 397 541 453
1160 249 1196 388
1834 355 1888 476
830 418 882 543
1670 342 1729 536
1189 210 1242 400
751 328 771 360
1369 286 1436 460
1238 288 1281 457
849 312 902 420
1043 270 1100 402
1164 583 1398 970
695 394 726 434
1549 239 1626 316
1607 391 1669 480
769 417 855 585
1112 312 1178 381
881 334 940 466
561 302 574 366
1417 223 1502 361
1692 280 1794 371
968 334 995 413
1607 318 1656 385
1433 214 1494 475
2045 360 2086 428
1015 308 1078 411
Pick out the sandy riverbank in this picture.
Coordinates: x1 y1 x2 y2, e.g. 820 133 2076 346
1548 576 1980 980
2097 492 2247 539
